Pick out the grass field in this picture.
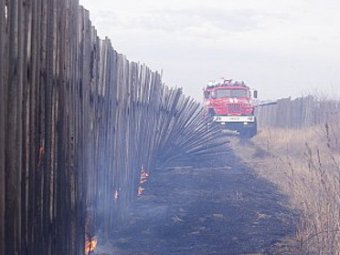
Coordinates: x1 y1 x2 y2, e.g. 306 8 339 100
232 122 340 254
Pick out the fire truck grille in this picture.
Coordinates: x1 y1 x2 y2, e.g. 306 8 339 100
228 104 242 112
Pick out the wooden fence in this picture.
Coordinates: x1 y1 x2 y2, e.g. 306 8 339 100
256 96 340 129
0 1 227 254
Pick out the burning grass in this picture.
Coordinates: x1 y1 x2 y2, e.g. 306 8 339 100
231 122 340 254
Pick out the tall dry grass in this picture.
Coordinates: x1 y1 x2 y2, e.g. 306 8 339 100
233 122 340 254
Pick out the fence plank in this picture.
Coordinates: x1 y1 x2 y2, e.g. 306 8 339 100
0 0 6 253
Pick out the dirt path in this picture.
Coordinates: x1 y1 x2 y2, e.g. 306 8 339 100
97 150 295 255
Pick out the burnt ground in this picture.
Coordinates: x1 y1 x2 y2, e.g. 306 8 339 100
96 147 296 255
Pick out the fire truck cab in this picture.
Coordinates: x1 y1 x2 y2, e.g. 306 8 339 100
203 79 257 137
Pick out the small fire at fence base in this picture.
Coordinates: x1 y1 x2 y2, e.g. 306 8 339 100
85 235 97 255
138 168 149 196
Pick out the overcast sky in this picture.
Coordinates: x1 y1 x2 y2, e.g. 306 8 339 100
79 0 340 101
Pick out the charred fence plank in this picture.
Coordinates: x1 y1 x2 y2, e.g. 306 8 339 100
0 0 6 254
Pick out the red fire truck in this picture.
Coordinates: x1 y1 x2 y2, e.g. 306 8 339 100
203 79 258 137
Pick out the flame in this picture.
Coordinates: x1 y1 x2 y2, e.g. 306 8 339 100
137 168 149 196
113 189 119 200
85 235 97 255
137 186 145 196
140 170 149 184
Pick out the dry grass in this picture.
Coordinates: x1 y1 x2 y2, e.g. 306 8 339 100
232 122 340 255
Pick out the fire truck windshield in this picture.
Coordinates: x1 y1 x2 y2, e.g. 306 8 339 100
215 89 247 98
